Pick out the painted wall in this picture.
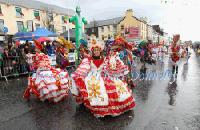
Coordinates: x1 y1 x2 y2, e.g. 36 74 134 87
0 3 74 35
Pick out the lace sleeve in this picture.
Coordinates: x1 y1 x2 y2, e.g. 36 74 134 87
71 58 91 80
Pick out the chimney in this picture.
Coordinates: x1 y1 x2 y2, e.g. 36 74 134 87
125 9 134 17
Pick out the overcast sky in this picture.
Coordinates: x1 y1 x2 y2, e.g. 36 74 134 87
37 0 200 41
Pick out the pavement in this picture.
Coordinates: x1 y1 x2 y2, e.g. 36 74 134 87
0 51 200 130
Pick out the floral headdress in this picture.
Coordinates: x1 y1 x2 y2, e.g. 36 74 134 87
33 39 43 51
88 37 104 52
111 36 133 51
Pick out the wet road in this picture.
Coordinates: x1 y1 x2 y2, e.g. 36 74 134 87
0 51 200 130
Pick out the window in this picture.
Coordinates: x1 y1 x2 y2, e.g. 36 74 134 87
62 26 66 33
121 25 124 30
15 7 23 17
35 24 40 29
48 13 53 21
101 27 104 32
27 20 33 32
113 25 117 32
108 34 111 39
0 19 4 32
108 26 110 31
34 10 40 20
0 5 2 14
102 35 104 40
49 25 54 32
62 16 68 23
17 21 24 32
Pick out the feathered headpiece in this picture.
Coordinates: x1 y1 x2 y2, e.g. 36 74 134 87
111 36 133 51
56 37 75 49
173 34 180 43
33 39 43 51
88 37 104 51
80 39 88 48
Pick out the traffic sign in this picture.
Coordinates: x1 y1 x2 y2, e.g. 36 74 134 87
3 27 8 33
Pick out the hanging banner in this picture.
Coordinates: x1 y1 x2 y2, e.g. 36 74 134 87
125 27 139 39
49 54 57 66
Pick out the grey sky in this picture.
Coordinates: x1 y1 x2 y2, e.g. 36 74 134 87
36 0 200 41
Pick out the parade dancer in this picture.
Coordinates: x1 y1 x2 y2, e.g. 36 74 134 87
79 39 90 60
138 40 155 79
70 38 135 117
23 40 70 103
170 35 180 79
185 45 190 64
107 36 135 88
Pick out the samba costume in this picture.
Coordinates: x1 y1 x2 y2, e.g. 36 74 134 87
105 37 135 87
71 38 135 117
171 35 181 75
23 40 70 103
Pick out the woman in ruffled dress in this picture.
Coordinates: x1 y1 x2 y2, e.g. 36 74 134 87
23 40 70 103
70 38 135 117
171 35 181 79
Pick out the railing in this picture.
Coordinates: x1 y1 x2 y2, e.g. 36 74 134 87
0 54 76 81
0 56 29 81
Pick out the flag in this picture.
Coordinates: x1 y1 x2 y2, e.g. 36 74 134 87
16 8 24 16
22 26 28 32
62 16 68 23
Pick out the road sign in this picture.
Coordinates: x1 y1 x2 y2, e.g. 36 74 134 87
68 52 76 62
3 27 8 33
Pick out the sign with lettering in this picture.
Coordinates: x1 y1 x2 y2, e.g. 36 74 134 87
125 27 139 39
68 53 75 62
49 54 56 66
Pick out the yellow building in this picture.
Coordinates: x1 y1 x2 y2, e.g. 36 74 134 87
117 9 140 37
139 17 148 40
0 0 75 38
86 9 148 42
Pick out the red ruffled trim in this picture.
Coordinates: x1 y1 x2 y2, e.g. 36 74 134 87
24 77 69 103
73 77 135 117
40 88 68 99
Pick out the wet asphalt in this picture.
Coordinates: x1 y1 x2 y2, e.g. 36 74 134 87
0 51 200 130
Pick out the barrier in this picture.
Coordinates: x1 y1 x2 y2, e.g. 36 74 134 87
0 56 29 81
0 53 76 81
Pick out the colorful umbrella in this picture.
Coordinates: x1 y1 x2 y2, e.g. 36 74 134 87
13 32 33 41
37 37 50 43
32 28 56 39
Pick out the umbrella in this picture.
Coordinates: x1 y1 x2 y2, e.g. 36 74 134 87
13 32 33 41
33 28 56 39
37 37 50 43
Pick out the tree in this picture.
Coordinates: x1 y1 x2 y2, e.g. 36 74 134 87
41 8 59 32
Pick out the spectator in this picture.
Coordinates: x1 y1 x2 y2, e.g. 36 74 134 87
2 48 12 75
0 50 3 76
19 48 28 73
46 41 55 56
24 40 30 54
26 51 34 72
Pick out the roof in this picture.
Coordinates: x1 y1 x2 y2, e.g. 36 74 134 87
85 17 124 28
0 0 75 15
85 15 148 29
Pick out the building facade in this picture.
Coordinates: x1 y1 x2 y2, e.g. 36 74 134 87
139 17 148 40
86 9 148 43
147 24 153 40
85 17 122 41
0 0 75 37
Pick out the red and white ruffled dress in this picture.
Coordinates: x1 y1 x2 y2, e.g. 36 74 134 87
71 54 135 117
23 53 70 103
171 45 180 65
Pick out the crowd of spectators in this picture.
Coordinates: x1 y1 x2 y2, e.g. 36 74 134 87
0 40 70 77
